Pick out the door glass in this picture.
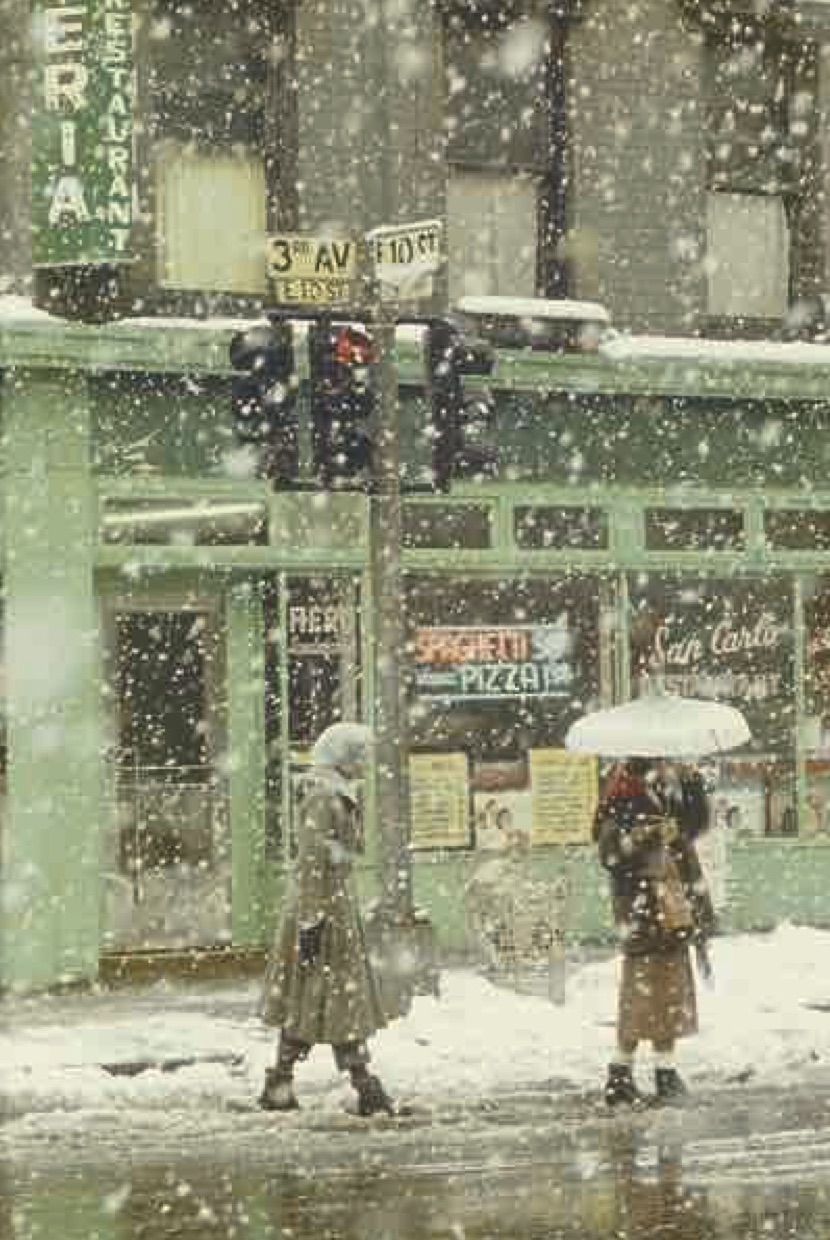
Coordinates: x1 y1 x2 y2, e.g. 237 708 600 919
264 577 360 858
102 608 231 950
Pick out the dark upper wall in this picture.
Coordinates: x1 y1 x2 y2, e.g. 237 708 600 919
0 0 32 295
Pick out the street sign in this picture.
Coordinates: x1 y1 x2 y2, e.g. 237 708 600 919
266 233 358 306
366 219 444 299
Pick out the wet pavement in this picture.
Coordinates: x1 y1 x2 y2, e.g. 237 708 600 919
6 1084 830 1238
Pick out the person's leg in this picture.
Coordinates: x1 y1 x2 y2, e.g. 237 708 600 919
653 1037 686 1101
259 1030 309 1111
604 1035 644 1106
334 1040 395 1116
604 954 647 1106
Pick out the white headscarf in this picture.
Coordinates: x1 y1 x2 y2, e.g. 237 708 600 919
311 722 372 778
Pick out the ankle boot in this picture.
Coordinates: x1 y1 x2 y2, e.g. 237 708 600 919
259 1067 299 1112
355 1073 396 1117
604 1062 644 1108
654 1066 686 1104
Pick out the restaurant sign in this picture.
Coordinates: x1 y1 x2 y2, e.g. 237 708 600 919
31 0 134 266
414 622 574 700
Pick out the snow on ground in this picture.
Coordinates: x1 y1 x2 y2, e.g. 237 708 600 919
4 925 830 1133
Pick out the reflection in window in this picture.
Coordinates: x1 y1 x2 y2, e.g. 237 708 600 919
102 498 268 546
628 572 796 836
407 574 601 761
403 504 491 550
765 510 830 551
514 506 608 551
645 508 745 552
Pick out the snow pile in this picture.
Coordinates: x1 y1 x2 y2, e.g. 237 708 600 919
0 295 59 323
4 925 830 1130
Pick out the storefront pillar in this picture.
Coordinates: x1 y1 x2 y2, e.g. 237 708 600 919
0 368 103 991
227 582 268 946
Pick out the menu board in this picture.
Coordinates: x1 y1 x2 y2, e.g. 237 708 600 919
409 752 471 850
529 749 598 845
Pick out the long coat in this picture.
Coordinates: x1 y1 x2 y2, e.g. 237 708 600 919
594 767 714 958
594 765 715 1045
261 775 387 1046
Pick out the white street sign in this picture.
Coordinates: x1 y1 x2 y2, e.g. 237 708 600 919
266 233 358 305
366 218 444 298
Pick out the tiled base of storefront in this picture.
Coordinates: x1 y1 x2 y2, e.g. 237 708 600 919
99 948 268 987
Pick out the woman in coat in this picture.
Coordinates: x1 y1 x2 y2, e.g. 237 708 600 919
594 756 715 1107
259 721 394 1116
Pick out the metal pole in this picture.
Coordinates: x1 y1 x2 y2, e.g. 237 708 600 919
368 298 413 925
367 0 412 927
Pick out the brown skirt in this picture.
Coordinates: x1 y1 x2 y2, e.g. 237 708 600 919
617 945 697 1047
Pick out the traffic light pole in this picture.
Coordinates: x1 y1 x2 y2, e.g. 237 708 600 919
368 298 413 926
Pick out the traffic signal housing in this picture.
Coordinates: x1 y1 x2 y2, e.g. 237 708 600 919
308 322 376 489
426 318 498 492
228 321 299 487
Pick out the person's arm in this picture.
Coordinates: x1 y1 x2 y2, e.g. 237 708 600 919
679 769 711 839
596 807 664 870
294 791 333 934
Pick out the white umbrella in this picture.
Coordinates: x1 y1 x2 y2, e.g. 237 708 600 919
564 691 751 758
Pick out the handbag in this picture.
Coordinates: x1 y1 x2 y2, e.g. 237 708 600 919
651 849 695 932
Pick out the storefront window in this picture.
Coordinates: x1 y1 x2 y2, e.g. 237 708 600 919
264 576 361 856
802 575 830 836
407 574 603 850
629 573 796 837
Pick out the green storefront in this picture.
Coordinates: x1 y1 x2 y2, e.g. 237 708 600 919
4 310 830 992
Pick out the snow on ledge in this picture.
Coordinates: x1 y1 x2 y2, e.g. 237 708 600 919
601 331 830 367
0 295 61 323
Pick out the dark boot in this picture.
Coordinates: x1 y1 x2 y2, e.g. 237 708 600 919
654 1067 687 1104
258 1067 299 1112
604 1062 645 1108
354 1072 396 1118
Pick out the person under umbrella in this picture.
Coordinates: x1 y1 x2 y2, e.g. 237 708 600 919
593 756 715 1107
259 721 396 1116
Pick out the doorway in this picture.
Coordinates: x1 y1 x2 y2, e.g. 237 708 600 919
101 599 230 950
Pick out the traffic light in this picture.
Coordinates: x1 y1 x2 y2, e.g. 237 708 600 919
426 318 498 492
228 321 299 487
308 322 376 489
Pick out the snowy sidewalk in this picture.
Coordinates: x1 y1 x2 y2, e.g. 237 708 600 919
5 925 830 1128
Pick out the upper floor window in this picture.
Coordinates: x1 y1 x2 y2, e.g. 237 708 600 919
703 20 816 322
139 0 275 297
447 168 539 302
706 190 789 319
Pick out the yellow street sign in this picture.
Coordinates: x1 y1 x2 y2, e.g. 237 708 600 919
266 233 358 305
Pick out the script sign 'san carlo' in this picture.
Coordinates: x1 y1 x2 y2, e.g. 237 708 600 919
367 218 444 298
266 233 357 306
31 0 134 266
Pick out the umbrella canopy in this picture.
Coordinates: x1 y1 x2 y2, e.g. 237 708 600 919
564 692 751 758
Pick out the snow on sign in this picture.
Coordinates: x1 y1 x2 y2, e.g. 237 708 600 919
266 233 358 305
366 219 444 298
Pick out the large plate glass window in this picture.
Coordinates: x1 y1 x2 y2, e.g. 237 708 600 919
800 575 830 836
628 573 795 838
407 574 604 850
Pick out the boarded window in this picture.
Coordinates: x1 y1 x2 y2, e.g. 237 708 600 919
706 191 789 319
447 169 538 302
156 146 267 292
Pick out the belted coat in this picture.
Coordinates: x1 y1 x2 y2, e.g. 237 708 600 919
261 770 387 1046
